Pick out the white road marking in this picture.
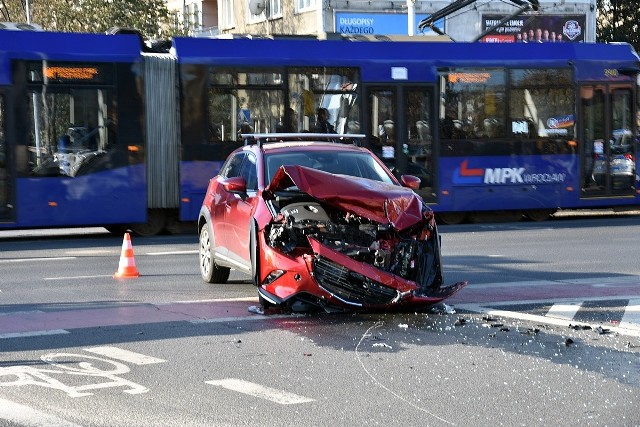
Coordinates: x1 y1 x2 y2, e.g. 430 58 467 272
0 329 69 339
65 249 114 255
147 250 198 256
619 299 640 331
44 275 112 280
546 302 581 320
457 302 640 338
173 297 258 303
206 378 315 405
190 314 291 324
0 257 76 263
0 397 84 427
0 310 44 316
84 347 166 365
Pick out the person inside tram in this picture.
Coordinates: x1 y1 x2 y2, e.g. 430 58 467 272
276 108 297 133
314 108 335 133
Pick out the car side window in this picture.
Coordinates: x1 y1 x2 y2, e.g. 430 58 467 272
239 152 258 192
221 153 246 179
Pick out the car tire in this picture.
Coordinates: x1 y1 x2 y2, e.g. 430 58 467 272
199 223 230 284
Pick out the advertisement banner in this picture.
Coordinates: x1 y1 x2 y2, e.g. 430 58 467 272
481 14 586 43
335 12 444 36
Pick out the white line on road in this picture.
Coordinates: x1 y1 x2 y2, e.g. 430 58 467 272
0 329 69 339
42 274 113 280
44 275 113 280
0 397 84 427
546 302 581 320
84 347 166 365
457 303 640 338
206 378 315 405
0 257 76 263
147 250 198 256
620 299 640 331
0 310 44 316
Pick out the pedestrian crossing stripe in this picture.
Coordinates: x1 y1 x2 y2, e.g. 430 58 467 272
455 297 640 338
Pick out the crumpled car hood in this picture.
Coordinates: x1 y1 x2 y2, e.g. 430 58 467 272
266 165 423 230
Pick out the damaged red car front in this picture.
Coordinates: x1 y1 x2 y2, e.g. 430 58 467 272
256 164 466 312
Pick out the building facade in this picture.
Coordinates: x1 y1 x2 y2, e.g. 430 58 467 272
166 0 596 42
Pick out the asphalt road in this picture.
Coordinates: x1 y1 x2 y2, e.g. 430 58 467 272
1 213 639 426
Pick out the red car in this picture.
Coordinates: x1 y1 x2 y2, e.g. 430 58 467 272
198 134 467 312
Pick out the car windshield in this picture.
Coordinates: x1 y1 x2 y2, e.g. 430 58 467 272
265 150 395 185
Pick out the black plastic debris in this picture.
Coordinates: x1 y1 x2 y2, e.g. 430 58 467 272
569 324 592 330
564 338 574 346
594 326 611 335
454 318 467 326
521 328 540 335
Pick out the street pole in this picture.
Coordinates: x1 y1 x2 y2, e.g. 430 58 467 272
407 0 415 36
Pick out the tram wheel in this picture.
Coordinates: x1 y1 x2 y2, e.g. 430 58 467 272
525 209 556 222
436 212 467 225
129 209 167 237
469 211 524 223
104 225 127 235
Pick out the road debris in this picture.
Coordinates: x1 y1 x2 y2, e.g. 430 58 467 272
372 342 393 349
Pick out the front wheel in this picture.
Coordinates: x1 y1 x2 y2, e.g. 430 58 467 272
199 223 230 284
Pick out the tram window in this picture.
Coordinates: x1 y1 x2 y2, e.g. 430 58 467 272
209 68 285 141
26 88 114 177
208 88 284 141
510 87 575 140
509 69 575 153
439 69 506 140
288 67 359 133
405 89 433 189
511 69 572 87
0 94 4 143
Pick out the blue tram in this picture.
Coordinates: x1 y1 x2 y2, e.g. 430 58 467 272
0 29 638 233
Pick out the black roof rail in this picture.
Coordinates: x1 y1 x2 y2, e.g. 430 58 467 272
241 133 366 148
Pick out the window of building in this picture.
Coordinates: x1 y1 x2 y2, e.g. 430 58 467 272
268 0 282 18
220 0 235 29
295 0 315 13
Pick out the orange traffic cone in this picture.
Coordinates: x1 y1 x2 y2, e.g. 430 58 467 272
114 232 140 278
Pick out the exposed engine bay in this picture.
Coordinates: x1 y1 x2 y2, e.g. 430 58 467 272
265 198 443 293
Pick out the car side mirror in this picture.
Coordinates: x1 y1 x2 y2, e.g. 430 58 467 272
400 174 421 190
222 176 248 197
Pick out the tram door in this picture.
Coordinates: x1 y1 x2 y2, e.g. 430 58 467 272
0 90 12 221
367 86 436 202
580 84 636 197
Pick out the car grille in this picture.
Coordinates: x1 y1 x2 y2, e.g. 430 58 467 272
312 256 398 306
